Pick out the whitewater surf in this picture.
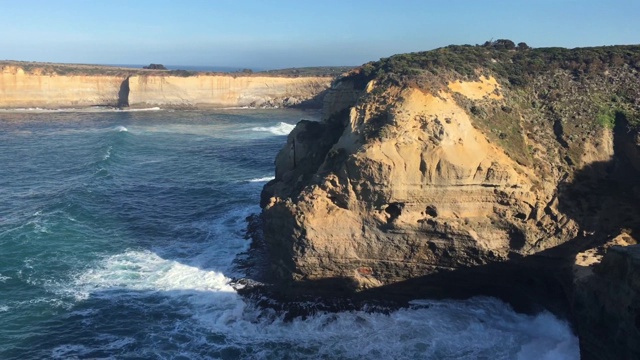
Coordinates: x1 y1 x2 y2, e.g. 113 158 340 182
0 109 579 359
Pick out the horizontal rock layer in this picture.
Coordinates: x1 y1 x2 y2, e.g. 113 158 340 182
260 50 640 358
0 65 331 108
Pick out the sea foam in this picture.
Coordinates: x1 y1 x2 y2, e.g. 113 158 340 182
251 122 295 136
73 250 235 300
248 176 275 182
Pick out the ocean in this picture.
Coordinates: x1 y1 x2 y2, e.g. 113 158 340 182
0 108 580 359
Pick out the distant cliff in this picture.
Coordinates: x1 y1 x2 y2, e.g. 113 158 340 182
0 64 331 109
259 43 640 359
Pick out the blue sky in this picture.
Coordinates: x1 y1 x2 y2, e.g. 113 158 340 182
1 0 638 69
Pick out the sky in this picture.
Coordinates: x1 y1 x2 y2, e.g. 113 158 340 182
1 0 638 69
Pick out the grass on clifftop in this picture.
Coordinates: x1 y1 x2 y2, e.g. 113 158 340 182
0 61 346 78
344 40 640 173
344 40 640 91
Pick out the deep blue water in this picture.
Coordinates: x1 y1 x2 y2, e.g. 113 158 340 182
0 109 579 359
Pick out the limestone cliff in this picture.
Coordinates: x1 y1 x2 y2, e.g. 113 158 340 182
259 43 640 358
128 74 328 108
0 64 331 109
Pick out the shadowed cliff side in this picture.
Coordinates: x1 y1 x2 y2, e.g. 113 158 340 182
117 76 130 108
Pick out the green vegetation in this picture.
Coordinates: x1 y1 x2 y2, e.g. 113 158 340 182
1 61 344 78
596 107 617 129
143 63 168 70
344 41 640 90
260 66 354 77
342 41 640 174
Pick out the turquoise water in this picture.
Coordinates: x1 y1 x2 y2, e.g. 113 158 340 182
0 109 579 359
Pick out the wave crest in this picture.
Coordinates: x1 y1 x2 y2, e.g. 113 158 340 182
251 122 295 136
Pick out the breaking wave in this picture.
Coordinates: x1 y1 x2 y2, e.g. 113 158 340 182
251 122 295 136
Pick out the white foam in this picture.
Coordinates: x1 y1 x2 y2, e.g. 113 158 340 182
102 146 112 160
250 122 295 136
73 250 235 300
176 296 577 360
0 273 10 283
0 305 9 312
248 176 275 182
114 125 128 132
0 107 162 113
122 107 161 112
515 311 580 360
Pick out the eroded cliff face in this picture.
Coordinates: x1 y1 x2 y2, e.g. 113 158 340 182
128 75 329 108
260 47 640 356
261 62 640 292
263 76 580 287
0 65 331 109
0 66 123 108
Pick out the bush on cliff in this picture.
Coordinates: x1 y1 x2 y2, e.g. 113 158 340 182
344 41 640 90
143 63 168 70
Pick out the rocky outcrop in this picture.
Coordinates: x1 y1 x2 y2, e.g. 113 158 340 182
259 45 640 358
0 65 331 109
262 75 587 287
574 236 640 359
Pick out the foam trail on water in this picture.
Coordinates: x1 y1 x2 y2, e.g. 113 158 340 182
0 107 161 114
251 122 295 136
248 176 275 182
114 126 128 132
121 107 161 112
102 146 112 161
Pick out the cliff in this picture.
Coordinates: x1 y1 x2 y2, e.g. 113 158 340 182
259 43 640 358
0 64 331 109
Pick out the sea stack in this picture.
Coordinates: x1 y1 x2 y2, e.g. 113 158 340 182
260 42 640 359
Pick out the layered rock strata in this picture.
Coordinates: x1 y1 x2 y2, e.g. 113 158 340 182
0 65 330 109
259 45 640 358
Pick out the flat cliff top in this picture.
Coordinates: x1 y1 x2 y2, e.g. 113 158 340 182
0 60 346 78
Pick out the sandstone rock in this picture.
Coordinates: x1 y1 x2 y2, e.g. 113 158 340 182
262 77 581 289
0 65 331 109
258 45 640 359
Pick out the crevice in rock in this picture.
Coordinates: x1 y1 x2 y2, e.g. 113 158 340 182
425 205 438 217
385 202 404 223
553 119 569 148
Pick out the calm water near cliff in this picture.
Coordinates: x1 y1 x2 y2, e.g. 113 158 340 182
0 109 579 359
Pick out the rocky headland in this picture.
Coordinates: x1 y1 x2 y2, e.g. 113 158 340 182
257 41 640 359
0 62 332 109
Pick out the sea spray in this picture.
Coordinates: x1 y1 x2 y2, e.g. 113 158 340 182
251 122 296 136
